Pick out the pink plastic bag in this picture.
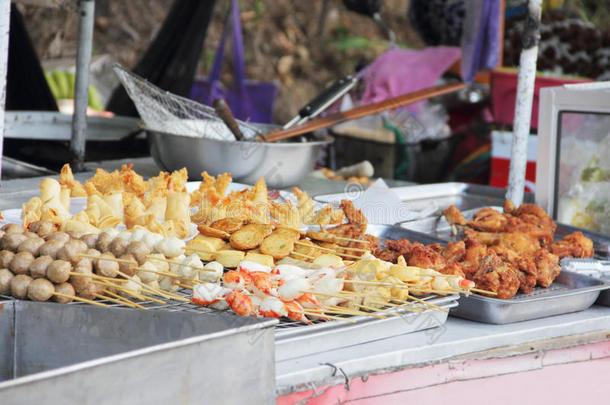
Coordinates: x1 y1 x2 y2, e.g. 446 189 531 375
359 46 461 112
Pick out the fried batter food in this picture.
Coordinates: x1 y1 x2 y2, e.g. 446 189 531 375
532 248 561 288
198 224 231 240
471 253 520 299
210 218 244 234
550 231 595 259
442 205 467 226
340 200 367 225
259 232 295 259
407 244 447 272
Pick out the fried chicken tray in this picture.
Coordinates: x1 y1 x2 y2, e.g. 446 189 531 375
561 258 610 307
398 204 610 323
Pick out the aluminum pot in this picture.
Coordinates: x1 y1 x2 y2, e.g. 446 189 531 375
147 123 333 188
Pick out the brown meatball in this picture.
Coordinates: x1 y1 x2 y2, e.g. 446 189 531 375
80 233 99 249
0 268 14 295
77 282 104 300
70 259 93 292
29 220 55 238
109 238 130 258
9 251 35 275
23 231 39 239
29 255 54 279
95 253 119 278
53 282 76 303
0 250 15 268
118 253 138 277
95 232 114 253
0 233 28 251
57 239 88 264
46 260 72 284
125 241 151 265
10 274 33 299
45 231 71 244
38 239 67 259
27 278 55 302
2 223 25 234
0 230 5 239
17 237 45 255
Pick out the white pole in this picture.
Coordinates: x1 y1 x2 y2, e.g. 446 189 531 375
0 0 11 181
506 0 542 206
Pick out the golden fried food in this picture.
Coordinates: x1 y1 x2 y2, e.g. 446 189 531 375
272 226 302 241
229 224 267 250
472 253 520 299
550 231 595 259
244 251 274 267
214 250 245 268
198 224 231 240
290 239 322 261
442 205 467 226
532 248 561 288
210 218 244 234
259 232 295 259
306 230 338 244
470 207 507 232
340 200 367 225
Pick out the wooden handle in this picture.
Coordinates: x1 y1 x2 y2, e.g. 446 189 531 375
262 82 465 143
213 98 244 141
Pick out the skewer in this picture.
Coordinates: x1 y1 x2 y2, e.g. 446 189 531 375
93 293 135 308
135 266 200 284
296 308 357 323
147 255 217 271
98 279 167 304
323 305 387 319
332 236 370 244
407 295 449 313
466 287 498 296
101 289 146 309
177 282 195 289
352 302 402 317
335 245 370 253
115 269 176 301
290 251 316 260
79 253 134 264
69 272 128 283
52 292 108 307
295 241 362 259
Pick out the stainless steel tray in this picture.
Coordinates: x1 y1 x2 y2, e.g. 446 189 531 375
451 271 608 324
0 300 276 404
275 295 458 361
274 224 461 361
314 183 534 220
560 258 610 307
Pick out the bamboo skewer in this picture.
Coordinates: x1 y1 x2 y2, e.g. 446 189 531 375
147 255 216 272
324 305 387 319
295 241 362 259
296 308 357 323
93 293 134 308
407 295 449 313
53 292 108 307
102 289 146 309
467 287 498 296
69 272 128 283
290 251 316 260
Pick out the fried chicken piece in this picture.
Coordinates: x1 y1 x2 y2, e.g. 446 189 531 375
490 246 537 294
373 239 413 263
442 241 466 263
362 234 379 252
472 253 520 299
470 207 507 232
440 262 466 278
407 245 447 272
549 231 595 259
340 200 367 225
460 238 488 278
442 205 467 226
325 223 367 240
532 248 561 287
465 229 541 256
504 215 555 246
503 200 517 215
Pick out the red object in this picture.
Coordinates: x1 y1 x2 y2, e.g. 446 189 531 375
490 70 592 129
489 131 537 192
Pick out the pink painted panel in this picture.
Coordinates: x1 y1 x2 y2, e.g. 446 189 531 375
278 340 610 404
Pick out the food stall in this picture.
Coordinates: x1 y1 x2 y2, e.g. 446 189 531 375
0 1 609 404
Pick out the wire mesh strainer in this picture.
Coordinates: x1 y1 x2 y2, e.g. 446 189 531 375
113 64 258 140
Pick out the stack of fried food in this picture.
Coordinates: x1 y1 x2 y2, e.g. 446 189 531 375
188 200 377 268
375 201 594 299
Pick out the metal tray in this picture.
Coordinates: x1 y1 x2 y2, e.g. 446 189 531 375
314 182 534 220
276 295 458 361
275 224 460 361
0 300 276 404
401 206 610 258
560 258 610 307
451 271 608 324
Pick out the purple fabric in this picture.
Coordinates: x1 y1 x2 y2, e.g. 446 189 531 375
190 0 277 123
460 0 501 83
358 46 461 113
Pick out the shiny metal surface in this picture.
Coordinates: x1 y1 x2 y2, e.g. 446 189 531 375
276 296 458 361
451 271 608 324
147 123 333 188
316 182 534 220
560 258 610 306
0 301 276 404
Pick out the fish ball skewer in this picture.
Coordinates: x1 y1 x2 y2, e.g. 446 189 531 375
125 241 150 265
80 233 99 249
38 239 66 259
29 220 55 238
53 282 75 303
18 237 45 255
45 231 71 244
9 251 35 275
1 234 28 251
118 254 138 277
27 278 55 301
95 253 119 278
47 260 72 283
0 250 15 268
2 224 25 234
57 239 88 264
0 269 14 294
10 274 33 299
29 255 54 279
109 238 130 258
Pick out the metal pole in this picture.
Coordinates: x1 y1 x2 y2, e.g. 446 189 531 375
70 0 95 172
506 0 542 205
0 1 11 181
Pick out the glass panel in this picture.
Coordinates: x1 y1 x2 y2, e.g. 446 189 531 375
556 112 610 235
